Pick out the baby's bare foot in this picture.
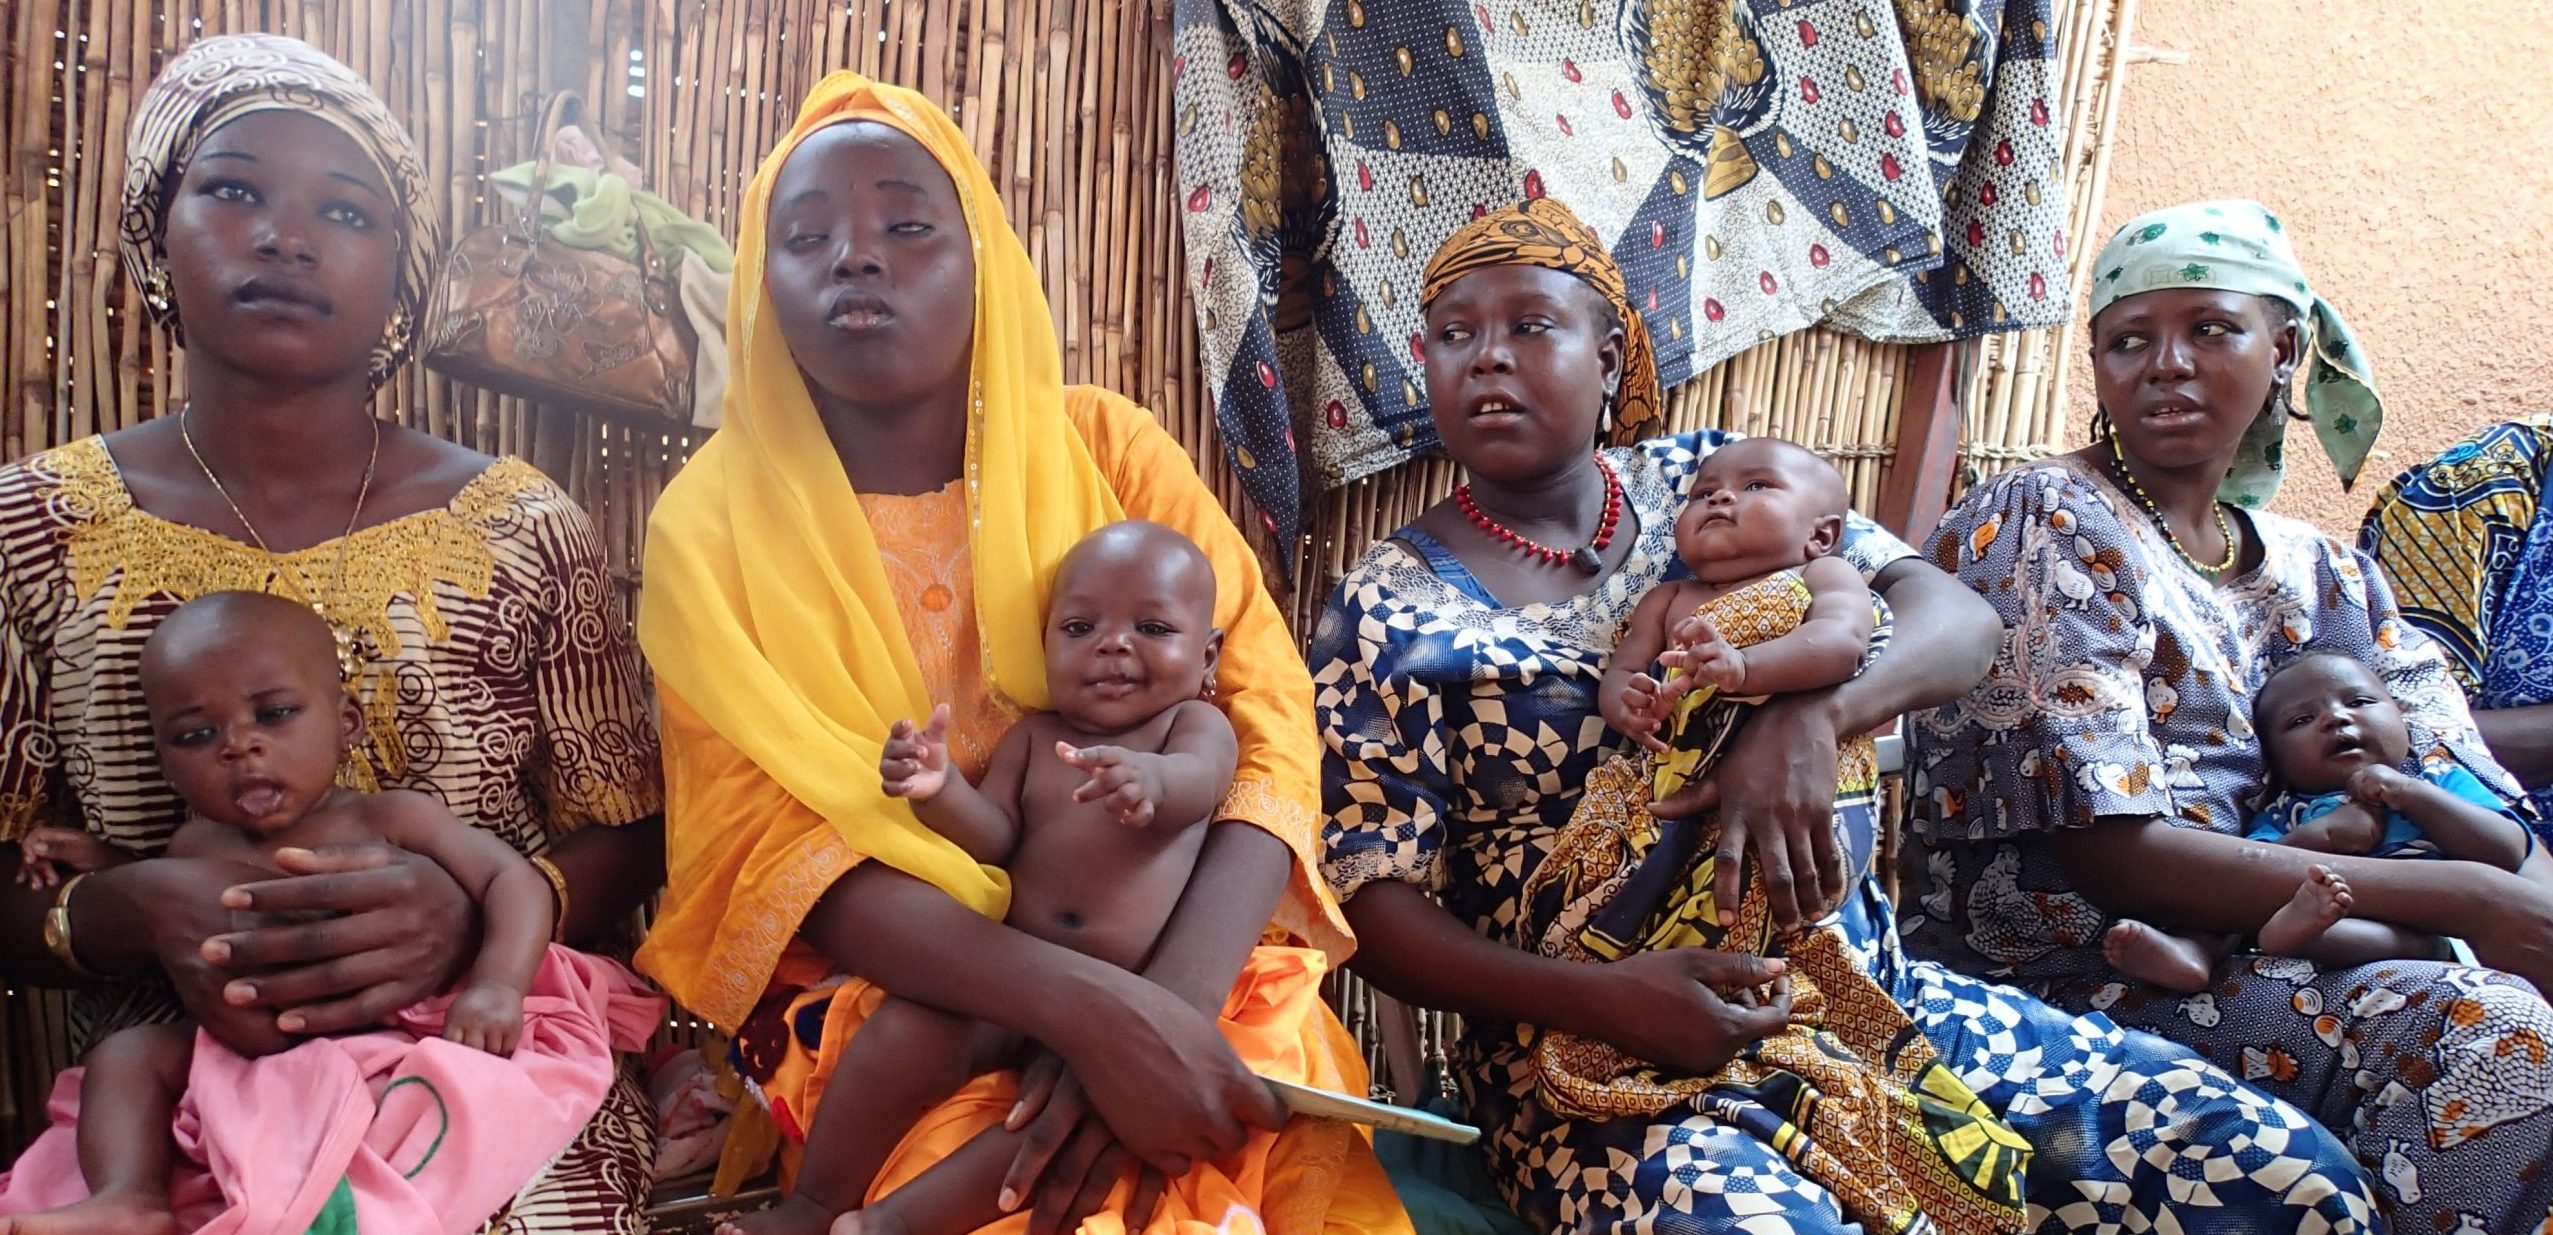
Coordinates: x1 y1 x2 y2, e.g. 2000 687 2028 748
2103 919 2218 993
0 1190 182 1235
831 1206 913 1235
2259 864 2353 957
721 1194 841 1235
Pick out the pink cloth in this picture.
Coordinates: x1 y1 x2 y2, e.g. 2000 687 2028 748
0 945 664 1235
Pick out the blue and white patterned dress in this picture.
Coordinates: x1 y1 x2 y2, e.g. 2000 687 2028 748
1317 431 2377 1235
1908 457 2553 1233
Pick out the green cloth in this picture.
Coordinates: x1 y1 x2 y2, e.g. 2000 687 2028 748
487 162 734 274
2087 199 2382 508
1374 1091 1536 1235
304 1176 358 1235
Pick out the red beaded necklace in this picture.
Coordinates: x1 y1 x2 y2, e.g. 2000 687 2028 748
1454 452 1623 573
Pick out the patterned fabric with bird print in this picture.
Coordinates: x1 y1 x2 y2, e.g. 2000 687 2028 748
1906 457 2553 1232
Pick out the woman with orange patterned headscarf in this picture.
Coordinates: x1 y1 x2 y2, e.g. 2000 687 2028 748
636 73 1408 1235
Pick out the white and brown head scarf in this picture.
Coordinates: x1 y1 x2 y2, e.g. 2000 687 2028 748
119 33 438 390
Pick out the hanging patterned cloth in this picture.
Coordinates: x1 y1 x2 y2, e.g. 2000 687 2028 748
1174 0 2072 561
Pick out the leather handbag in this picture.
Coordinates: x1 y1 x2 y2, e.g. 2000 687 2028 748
422 93 696 422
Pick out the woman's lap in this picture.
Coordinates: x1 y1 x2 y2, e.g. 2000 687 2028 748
1893 957 2378 1233
2070 953 2553 1231
1465 890 2384 1235
1468 1071 1861 1235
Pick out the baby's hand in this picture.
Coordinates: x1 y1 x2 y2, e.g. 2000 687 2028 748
2345 765 2411 810
1605 673 1684 754
1661 616 1746 694
15 828 130 889
2289 801 2386 856
1058 743 1168 828
882 704 954 802
444 983 526 1056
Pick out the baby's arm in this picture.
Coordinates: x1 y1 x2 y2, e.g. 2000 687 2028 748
15 827 133 889
1694 556 1874 697
371 791 552 1055
883 704 1025 864
1057 699 1238 829
1600 584 1687 752
2351 766 2532 871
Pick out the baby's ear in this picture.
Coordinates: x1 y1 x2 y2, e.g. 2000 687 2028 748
337 690 364 751
1805 512 1845 558
1200 629 1227 700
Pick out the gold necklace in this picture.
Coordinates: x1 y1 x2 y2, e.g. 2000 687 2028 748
2106 431 2237 576
180 405 381 678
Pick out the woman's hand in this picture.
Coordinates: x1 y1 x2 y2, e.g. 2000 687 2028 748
1042 969 1285 1175
1000 1054 1174 1235
200 844 475 1035
2468 867 2553 994
89 857 299 1056
1650 692 1849 930
1581 949 1791 1074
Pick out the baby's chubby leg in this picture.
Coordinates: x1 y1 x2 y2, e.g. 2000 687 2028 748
0 1022 192 1235
720 997 1019 1235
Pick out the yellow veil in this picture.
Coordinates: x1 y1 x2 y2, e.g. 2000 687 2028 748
637 73 1121 916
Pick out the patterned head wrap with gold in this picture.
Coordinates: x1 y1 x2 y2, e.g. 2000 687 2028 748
1421 197 1662 442
119 33 439 390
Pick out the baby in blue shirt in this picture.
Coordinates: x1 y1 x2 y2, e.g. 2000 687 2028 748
2106 652 2533 992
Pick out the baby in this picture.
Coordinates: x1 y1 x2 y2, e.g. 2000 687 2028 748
6 591 554 1235
2104 652 2536 993
1601 436 1875 762
727 520 1236 1235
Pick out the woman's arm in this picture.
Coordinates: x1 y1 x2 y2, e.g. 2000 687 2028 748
1835 556 2002 731
542 816 665 949
1660 553 2000 929
2052 813 2542 955
1345 881 1790 1073
2472 706 2553 790
797 860 1280 1175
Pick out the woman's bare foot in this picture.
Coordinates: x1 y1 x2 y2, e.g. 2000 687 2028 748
0 1190 182 1235
719 1194 842 1235
2103 919 2218 993
2258 865 2353 957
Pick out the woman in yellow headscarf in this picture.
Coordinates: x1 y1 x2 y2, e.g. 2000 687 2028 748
634 74 1408 1235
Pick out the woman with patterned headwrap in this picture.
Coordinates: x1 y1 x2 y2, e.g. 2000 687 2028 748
1908 199 2553 1229
1316 196 2381 1234
0 33 668 1233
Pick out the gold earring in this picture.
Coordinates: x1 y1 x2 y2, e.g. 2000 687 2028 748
141 266 175 313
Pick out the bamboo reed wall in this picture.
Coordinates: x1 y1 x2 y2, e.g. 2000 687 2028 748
0 0 2135 1143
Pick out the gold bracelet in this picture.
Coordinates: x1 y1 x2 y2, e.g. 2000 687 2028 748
529 855 570 943
42 872 104 981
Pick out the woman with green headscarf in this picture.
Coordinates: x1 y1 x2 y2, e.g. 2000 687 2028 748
1906 199 2553 1228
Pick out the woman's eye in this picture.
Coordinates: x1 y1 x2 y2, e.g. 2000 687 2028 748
1516 320 1551 335
784 230 827 249
890 221 934 235
1437 325 1472 342
206 180 258 203
2196 321 2230 337
321 203 375 231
